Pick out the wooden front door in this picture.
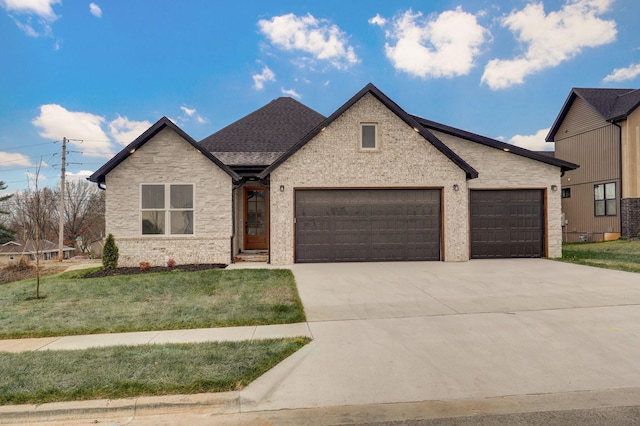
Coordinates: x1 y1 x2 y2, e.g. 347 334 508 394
244 187 269 250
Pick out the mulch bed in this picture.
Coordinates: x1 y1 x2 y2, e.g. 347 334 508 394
83 264 227 278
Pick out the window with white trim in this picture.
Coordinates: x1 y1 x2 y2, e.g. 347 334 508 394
141 184 194 235
360 123 377 150
594 182 616 216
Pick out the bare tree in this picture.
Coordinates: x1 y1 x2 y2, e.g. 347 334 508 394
9 186 58 243
63 180 104 252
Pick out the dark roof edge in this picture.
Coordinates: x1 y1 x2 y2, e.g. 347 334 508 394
546 90 579 142
88 117 240 184
259 83 479 180
413 115 579 173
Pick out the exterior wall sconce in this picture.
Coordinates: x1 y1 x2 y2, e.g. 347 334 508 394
551 185 558 191
279 185 285 192
453 184 459 191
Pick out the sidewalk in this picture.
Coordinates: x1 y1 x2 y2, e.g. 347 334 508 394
0 322 312 353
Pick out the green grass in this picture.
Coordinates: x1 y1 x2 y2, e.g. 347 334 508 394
0 268 306 339
0 338 310 405
560 239 640 273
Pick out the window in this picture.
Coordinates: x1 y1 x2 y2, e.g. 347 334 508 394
594 182 616 216
360 123 377 150
561 188 571 198
141 184 194 235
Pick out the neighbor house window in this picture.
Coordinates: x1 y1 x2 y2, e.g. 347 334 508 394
594 182 616 216
360 123 377 150
141 184 194 235
561 188 571 198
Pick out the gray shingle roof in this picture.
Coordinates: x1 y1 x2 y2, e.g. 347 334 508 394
200 97 326 153
547 87 640 141
573 88 640 120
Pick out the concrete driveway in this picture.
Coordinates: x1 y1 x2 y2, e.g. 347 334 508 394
241 259 640 413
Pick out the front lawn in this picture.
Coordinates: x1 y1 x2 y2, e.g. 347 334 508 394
0 338 310 405
0 268 306 339
561 239 640 273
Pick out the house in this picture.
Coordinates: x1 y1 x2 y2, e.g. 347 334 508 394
0 239 75 264
89 83 577 266
546 88 640 242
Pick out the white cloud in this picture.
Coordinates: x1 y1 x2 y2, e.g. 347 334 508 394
176 106 207 125
65 170 93 181
2 0 60 37
258 13 359 69
603 62 640 83
508 128 553 151
281 88 301 99
180 106 196 116
89 2 102 18
482 0 617 90
1 0 60 20
0 152 33 167
368 13 386 26
381 8 488 78
108 116 152 145
252 66 276 90
33 104 113 157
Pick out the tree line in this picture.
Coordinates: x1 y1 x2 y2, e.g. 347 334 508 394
0 179 105 255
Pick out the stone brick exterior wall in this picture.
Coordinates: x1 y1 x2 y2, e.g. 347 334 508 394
621 198 640 239
269 93 469 264
434 131 564 258
105 127 233 267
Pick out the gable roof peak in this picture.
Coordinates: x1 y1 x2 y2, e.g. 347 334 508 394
88 116 240 185
259 82 479 180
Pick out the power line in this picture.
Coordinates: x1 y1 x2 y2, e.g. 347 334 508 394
0 141 59 151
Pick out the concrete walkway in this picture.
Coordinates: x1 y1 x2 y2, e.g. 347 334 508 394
0 322 312 353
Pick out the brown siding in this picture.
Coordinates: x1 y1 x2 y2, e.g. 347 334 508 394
556 125 620 185
554 100 622 240
560 181 620 240
556 97 609 138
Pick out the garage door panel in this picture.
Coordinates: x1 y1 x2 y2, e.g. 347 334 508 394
295 189 441 263
471 190 544 259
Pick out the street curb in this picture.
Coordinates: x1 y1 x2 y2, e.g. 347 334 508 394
240 341 314 409
0 391 240 424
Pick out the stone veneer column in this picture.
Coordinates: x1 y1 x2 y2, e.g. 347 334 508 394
621 198 640 238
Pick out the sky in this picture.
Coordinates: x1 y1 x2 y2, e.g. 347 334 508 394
1 0 640 195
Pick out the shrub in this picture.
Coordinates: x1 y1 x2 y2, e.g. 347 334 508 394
139 262 150 271
166 258 176 268
102 234 119 270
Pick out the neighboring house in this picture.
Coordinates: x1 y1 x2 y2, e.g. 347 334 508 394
89 83 577 266
547 88 640 242
0 239 75 264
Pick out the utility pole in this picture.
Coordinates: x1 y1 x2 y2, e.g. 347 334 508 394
58 137 66 262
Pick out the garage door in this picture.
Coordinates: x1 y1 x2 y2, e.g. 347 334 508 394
470 190 544 259
295 189 441 263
